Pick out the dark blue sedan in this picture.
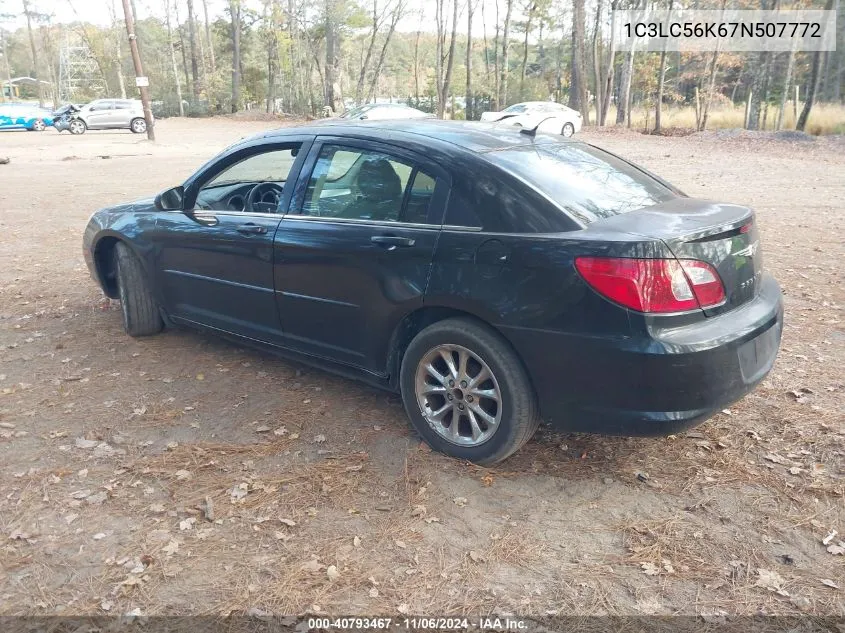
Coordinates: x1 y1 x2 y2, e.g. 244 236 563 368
82 121 783 464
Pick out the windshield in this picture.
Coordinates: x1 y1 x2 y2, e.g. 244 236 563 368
503 104 527 113
489 143 677 225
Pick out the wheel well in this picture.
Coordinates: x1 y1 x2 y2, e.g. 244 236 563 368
93 237 121 298
386 307 498 390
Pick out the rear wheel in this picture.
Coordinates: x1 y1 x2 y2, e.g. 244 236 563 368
400 318 540 465
114 242 163 337
31 118 46 132
130 117 147 134
561 122 575 137
69 119 86 135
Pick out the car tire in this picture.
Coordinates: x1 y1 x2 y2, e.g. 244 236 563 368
114 242 163 337
31 118 46 132
561 122 575 137
399 317 540 465
69 119 86 135
130 118 147 134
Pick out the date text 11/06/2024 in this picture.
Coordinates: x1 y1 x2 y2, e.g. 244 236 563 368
306 617 528 630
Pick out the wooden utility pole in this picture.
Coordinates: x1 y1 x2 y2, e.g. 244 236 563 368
120 0 155 141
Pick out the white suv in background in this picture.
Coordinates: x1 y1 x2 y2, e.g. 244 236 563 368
68 99 150 135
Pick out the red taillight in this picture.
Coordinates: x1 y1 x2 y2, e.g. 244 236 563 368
739 222 752 234
574 257 725 313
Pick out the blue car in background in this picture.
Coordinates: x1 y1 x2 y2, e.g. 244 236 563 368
0 103 54 131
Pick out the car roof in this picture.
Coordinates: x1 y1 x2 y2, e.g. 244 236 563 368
259 120 565 154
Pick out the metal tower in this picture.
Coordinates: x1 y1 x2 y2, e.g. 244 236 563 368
57 31 103 102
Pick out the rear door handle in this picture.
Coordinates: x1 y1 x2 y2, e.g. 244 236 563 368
237 223 268 235
371 235 415 248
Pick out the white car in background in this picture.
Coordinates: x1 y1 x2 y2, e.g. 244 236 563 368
481 101 582 137
339 103 434 121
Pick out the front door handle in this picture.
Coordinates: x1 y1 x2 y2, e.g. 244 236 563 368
192 212 219 227
371 235 415 248
237 223 268 235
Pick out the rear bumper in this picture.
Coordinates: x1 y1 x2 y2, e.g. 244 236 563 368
501 273 783 436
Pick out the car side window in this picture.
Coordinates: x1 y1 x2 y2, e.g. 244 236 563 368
301 144 436 224
194 145 301 213
114 101 131 110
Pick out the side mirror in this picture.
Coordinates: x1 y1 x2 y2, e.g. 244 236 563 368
155 185 185 211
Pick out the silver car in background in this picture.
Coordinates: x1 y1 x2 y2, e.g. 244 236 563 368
339 103 434 121
68 99 150 135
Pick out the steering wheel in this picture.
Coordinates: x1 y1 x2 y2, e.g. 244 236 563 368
246 182 285 213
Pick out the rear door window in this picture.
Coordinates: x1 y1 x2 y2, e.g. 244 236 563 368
300 144 437 224
488 143 678 225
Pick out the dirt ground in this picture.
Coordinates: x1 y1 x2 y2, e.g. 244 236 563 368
0 118 843 618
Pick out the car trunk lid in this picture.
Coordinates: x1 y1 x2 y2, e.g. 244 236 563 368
591 198 762 315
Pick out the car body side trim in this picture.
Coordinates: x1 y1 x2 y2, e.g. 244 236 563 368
278 290 359 308
163 269 274 293
281 215 441 230
170 315 383 376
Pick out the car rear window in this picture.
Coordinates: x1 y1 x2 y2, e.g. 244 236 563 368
487 143 677 225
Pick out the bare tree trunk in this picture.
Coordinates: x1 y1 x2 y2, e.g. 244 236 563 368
592 0 604 125
700 46 720 131
570 0 589 122
438 0 459 118
165 0 185 116
797 0 834 131
466 0 474 120
22 0 44 107
109 0 127 99
230 0 241 112
175 1 192 96
1 30 12 102
701 0 725 131
413 25 421 103
492 0 500 109
519 2 534 97
481 0 490 82
499 0 513 107
435 0 445 114
776 46 796 130
600 0 617 125
324 0 340 111
654 0 674 132
356 1 380 105
747 52 770 129
655 48 668 132
202 0 216 73
554 23 564 102
616 48 633 124
265 1 279 113
366 1 403 102
187 0 200 98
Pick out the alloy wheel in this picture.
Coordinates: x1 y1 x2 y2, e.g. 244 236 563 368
414 344 502 447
